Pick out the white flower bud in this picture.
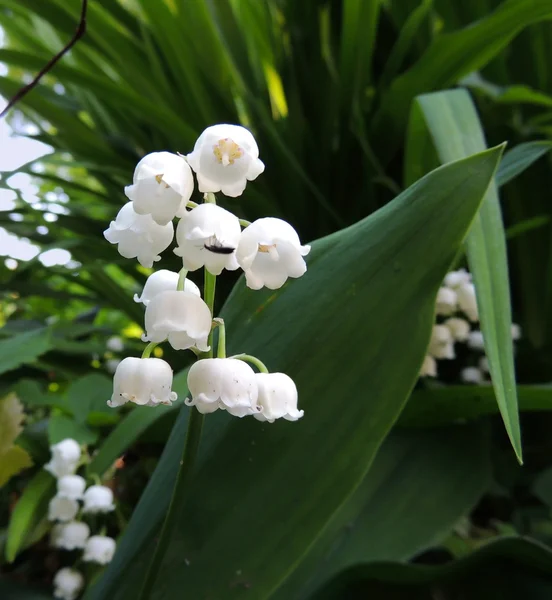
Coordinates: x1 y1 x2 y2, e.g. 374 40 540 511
511 323 521 340
186 124 264 197
57 475 86 500
186 358 260 417
108 357 177 408
435 287 457 316
142 290 211 351
82 485 115 514
133 269 200 306
53 568 84 600
460 366 484 384
48 496 79 522
106 336 124 352
44 439 81 479
467 330 485 351
253 373 304 423
52 521 90 550
174 204 241 275
444 269 472 289
124 152 194 225
457 282 478 322
83 535 117 565
236 218 311 290
443 317 471 342
428 325 455 360
419 355 437 377
104 202 174 268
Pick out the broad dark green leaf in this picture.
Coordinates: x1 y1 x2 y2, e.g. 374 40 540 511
65 373 113 422
48 414 98 446
0 328 52 376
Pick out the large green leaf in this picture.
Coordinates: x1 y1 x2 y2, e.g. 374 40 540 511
405 88 521 461
89 146 504 600
0 328 52 376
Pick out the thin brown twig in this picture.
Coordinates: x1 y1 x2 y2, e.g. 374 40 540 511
0 0 88 119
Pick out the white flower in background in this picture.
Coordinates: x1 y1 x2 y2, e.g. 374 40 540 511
106 336 124 352
435 287 457 316
56 475 86 500
236 218 311 290
186 358 260 417
444 269 472 289
460 366 485 385
82 485 115 514
428 325 455 360
108 357 177 408
253 373 304 423
186 124 265 197
104 202 174 268
48 496 79 522
53 568 84 600
125 152 194 225
457 282 478 322
143 290 211 351
479 356 490 372
106 358 121 374
444 317 471 342
419 355 437 377
44 439 81 479
133 269 200 306
467 330 485 351
511 323 522 340
83 535 117 565
174 204 241 275
52 521 90 550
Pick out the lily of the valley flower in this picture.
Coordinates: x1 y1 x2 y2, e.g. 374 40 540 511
444 269 472 289
186 124 265 197
142 290 211 351
104 202 174 268
44 439 81 479
419 355 437 377
467 330 485 351
435 286 457 316
56 475 86 500
48 496 79 522
174 204 241 275
457 282 478 322
236 218 310 290
125 152 194 225
108 357 177 408
51 521 90 550
186 358 260 417
428 324 455 360
82 485 115 514
460 366 484 385
133 269 200 306
106 336 124 352
53 568 84 600
253 373 304 423
83 535 117 565
444 317 471 342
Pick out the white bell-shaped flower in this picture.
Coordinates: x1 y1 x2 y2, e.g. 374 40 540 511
48 495 79 522
83 535 117 565
428 325 455 360
106 358 121 374
460 366 484 385
467 330 485 351
53 568 84 600
419 355 437 377
104 202 174 268
52 521 90 550
253 373 304 423
186 358 260 417
44 439 81 479
511 323 521 340
108 357 178 408
443 317 471 342
106 336 124 352
125 152 194 225
143 290 211 351
457 282 478 322
444 269 472 289
133 269 200 306
82 485 115 514
435 287 457 316
174 204 241 275
479 356 490 372
186 124 265 197
57 475 86 500
236 218 311 290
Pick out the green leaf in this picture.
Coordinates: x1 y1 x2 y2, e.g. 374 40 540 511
0 328 52 376
405 88 522 462
48 414 98 446
0 446 33 488
496 141 552 187
66 373 113 423
0 394 33 488
90 146 504 600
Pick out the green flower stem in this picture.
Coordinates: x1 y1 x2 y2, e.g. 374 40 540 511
137 271 217 600
233 353 269 373
186 200 198 209
215 318 226 358
176 267 188 292
141 342 157 359
239 218 251 228
205 192 216 204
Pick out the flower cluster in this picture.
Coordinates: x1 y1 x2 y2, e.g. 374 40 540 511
104 124 305 423
420 269 521 384
44 439 117 600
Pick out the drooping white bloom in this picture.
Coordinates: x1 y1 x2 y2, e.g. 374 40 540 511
83 535 117 565
457 282 478 322
108 357 177 408
467 330 485 351
511 323 521 340
57 475 86 500
460 366 484 385
52 521 90 550
236 218 311 290
82 485 115 514
419 355 437 377
253 373 304 423
444 317 471 342
53 568 84 600
444 269 472 289
104 202 174 268
44 439 81 479
133 269 200 306
186 358 260 417
174 204 241 275
106 358 121 374
124 152 194 225
106 336 124 352
186 124 265 197
428 325 455 360
48 496 79 522
479 356 490 372
435 287 457 316
142 290 211 351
